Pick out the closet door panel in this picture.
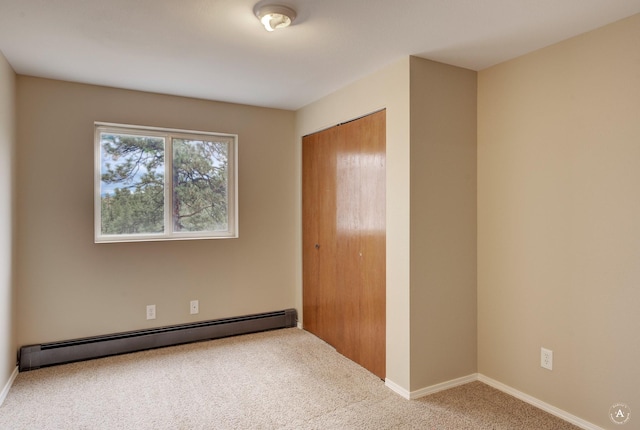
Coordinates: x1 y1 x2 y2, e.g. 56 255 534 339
353 110 386 379
302 128 339 347
335 119 363 365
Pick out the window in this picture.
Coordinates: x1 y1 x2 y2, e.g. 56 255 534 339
95 123 238 243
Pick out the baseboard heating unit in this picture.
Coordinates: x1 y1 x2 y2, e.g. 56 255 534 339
19 308 297 371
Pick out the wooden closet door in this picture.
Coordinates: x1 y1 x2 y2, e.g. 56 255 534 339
302 127 339 348
338 111 386 379
303 110 386 379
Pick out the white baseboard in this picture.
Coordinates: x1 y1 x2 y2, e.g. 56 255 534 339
0 366 18 407
386 373 478 400
385 378 411 399
387 373 602 430
409 373 479 399
477 374 604 430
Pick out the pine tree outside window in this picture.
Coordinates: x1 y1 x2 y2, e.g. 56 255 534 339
95 123 238 243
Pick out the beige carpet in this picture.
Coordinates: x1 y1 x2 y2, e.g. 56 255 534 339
0 328 580 429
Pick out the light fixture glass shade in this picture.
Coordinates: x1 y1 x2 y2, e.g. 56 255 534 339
254 5 296 31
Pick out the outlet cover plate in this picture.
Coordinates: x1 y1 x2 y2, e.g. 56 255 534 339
146 304 156 320
541 347 553 370
190 300 199 315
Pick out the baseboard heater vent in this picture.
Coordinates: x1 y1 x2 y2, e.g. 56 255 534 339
19 308 297 372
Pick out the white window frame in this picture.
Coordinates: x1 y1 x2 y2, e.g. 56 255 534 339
94 122 238 243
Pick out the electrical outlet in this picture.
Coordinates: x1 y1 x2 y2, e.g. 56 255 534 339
190 300 199 315
541 347 553 370
146 304 156 320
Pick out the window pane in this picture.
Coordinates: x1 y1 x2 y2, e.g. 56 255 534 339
100 133 165 235
172 138 229 233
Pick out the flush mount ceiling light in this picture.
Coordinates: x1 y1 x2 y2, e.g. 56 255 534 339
254 4 296 32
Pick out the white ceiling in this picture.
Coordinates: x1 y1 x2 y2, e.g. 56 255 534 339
1 0 639 110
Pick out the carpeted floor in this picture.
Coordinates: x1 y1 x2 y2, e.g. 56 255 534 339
0 328 580 429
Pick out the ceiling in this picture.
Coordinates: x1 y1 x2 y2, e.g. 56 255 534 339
1 0 639 110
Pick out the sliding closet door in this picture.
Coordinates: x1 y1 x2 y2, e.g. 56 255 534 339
337 111 386 378
303 110 386 379
302 126 339 348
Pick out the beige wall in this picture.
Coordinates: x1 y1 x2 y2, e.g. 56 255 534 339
16 77 297 345
409 57 477 389
478 14 640 429
0 51 17 395
296 58 412 389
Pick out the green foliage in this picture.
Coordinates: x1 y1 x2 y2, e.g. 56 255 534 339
100 133 229 236
173 139 228 232
101 186 164 234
